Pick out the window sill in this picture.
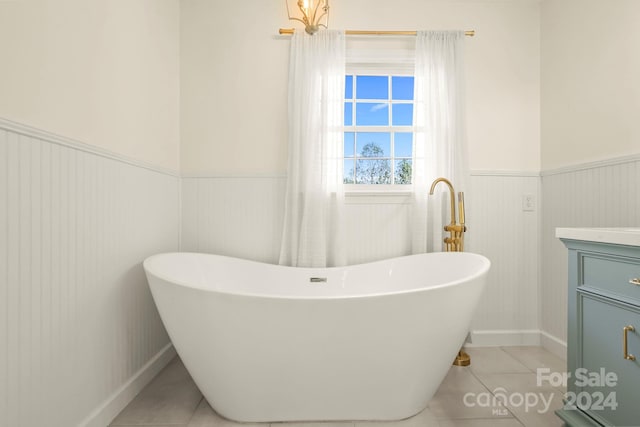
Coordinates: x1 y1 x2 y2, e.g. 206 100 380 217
344 187 413 204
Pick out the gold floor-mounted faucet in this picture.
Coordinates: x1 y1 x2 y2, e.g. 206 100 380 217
429 177 471 367
428 177 466 252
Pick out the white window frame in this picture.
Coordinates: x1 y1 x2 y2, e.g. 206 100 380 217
344 43 416 196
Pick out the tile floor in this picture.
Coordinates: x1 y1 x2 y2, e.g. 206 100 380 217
110 346 567 427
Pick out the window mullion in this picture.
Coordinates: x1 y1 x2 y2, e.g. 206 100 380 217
345 71 414 187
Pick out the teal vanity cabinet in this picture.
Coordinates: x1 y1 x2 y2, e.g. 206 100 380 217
556 228 640 426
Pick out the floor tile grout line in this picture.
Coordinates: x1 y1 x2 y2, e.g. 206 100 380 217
183 396 205 427
499 345 568 376
466 367 524 423
498 346 537 374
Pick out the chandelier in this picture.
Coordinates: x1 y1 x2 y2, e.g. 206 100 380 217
285 0 330 35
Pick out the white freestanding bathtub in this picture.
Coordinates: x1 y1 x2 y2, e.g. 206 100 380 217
143 251 490 423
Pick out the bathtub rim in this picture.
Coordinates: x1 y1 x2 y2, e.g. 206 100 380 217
143 251 491 301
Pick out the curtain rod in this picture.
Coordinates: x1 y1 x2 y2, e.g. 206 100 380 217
279 28 475 37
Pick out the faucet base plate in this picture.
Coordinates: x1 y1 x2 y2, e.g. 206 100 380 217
452 350 471 366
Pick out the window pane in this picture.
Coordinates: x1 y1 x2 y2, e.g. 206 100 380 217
356 159 392 184
395 159 413 184
394 132 413 157
356 76 388 99
344 132 355 157
344 102 353 126
356 132 390 157
356 103 389 126
392 104 413 126
345 73 415 186
343 159 355 184
345 75 353 99
392 76 414 100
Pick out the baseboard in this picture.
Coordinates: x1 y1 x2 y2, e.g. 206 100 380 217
467 329 542 347
78 343 177 427
540 330 567 361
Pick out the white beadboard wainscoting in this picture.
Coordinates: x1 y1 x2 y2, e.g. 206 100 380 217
465 173 540 345
181 172 541 346
540 155 640 358
181 176 287 264
0 120 180 427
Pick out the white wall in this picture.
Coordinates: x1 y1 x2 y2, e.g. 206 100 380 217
541 0 640 170
0 1 181 425
180 0 541 175
0 0 180 172
180 0 289 176
540 0 640 355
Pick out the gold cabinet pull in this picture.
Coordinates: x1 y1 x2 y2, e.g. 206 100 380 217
630 278 640 286
623 325 636 361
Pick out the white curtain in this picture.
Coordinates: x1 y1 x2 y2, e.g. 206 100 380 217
279 30 347 268
411 31 469 253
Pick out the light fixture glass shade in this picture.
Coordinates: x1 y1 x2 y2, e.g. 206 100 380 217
286 0 330 35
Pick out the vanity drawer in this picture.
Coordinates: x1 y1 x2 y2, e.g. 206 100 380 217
580 253 640 303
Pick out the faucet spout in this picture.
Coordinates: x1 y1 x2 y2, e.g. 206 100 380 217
429 177 456 226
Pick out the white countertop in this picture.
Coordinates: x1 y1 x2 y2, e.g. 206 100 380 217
556 227 640 247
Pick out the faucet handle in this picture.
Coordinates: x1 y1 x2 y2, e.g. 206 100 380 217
458 191 466 225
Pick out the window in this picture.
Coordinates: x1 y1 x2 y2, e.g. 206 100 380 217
343 74 414 186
